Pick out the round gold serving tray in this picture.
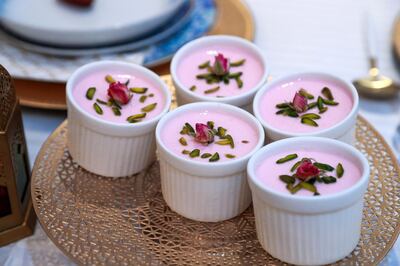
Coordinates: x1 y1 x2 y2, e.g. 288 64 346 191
31 112 400 264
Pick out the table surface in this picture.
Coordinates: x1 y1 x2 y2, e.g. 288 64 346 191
1 0 400 265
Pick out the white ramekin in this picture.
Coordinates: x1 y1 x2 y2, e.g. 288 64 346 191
155 102 265 222
247 137 369 265
66 61 171 178
170 35 268 111
253 72 359 144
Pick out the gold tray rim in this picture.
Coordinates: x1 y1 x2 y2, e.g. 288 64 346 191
30 115 400 265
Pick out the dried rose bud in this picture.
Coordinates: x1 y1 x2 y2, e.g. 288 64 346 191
292 92 308 113
108 82 132 105
194 123 215 145
212 53 230 76
296 159 320 181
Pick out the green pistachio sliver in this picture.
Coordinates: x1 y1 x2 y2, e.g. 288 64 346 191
209 152 220 162
299 182 317 193
279 175 295 184
198 61 210 69
322 176 337 184
182 150 190 154
189 85 197 91
130 87 148 94
106 100 114 107
86 87 96 100
124 79 130 86
204 86 220 94
196 73 212 79
300 113 321 120
225 154 236 159
189 149 200 158
227 134 235 148
127 113 146 123
184 123 195 135
322 86 334 100
336 163 344 178
276 102 290 109
322 98 339 106
235 77 243 88
242 140 249 144
207 121 214 129
105 75 115 83
307 102 318 110
230 59 246 67
228 72 242 79
112 106 121 116
299 88 314 99
96 98 107 105
215 139 231 146
217 126 227 137
141 103 157 112
276 108 298 117
313 162 335 171
317 96 324 111
93 103 103 115
290 161 302 172
179 137 187 146
149 93 154 97
301 117 318 127
276 154 298 164
139 95 147 103
319 107 328 114
289 183 302 194
201 153 212 159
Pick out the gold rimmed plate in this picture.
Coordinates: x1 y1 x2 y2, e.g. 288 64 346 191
31 77 400 265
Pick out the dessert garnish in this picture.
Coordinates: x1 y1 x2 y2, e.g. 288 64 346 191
84 74 157 123
193 53 246 94
275 154 345 196
275 87 339 127
179 121 237 162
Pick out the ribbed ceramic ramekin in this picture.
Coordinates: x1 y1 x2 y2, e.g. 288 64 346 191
66 61 171 177
170 35 268 111
156 102 265 222
253 72 359 144
247 137 369 265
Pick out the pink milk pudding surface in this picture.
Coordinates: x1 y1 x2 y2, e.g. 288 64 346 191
177 44 264 97
161 109 259 162
259 77 353 133
73 70 165 124
256 149 362 196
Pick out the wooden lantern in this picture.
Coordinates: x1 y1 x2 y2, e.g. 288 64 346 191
0 64 36 246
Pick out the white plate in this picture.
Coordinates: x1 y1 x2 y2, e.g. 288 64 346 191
0 0 186 47
0 0 194 57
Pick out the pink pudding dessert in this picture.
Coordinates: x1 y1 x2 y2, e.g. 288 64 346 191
160 109 259 162
73 70 165 124
258 77 353 133
176 44 264 97
256 148 362 196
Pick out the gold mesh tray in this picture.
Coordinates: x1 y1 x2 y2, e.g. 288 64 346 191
31 76 400 265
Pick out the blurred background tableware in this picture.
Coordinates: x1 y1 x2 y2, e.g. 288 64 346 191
0 0 187 47
353 13 400 98
0 0 253 110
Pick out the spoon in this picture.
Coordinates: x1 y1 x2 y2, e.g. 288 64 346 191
353 14 400 98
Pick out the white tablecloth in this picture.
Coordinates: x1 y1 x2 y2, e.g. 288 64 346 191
1 0 400 265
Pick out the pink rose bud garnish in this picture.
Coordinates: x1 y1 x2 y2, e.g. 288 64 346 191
108 82 131 105
292 92 308 113
212 53 230 76
296 159 320 181
194 123 215 144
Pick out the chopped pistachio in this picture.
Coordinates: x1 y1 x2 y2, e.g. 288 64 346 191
299 88 314 99
201 153 212 159
179 137 187 146
301 117 318 127
93 103 103 115
276 154 298 164
209 152 220 162
139 95 147 103
300 113 321 120
112 106 121 116
276 102 291 109
336 163 344 178
86 87 96 100
322 98 339 106
130 87 148 94
225 154 236 159
230 59 246 67
217 127 227 137
279 175 295 184
241 140 249 144
204 86 220 94
198 61 210 69
235 77 243 88
105 75 115 83
141 103 157 112
96 98 107 105
290 161 302 172
182 150 190 154
228 72 242 79
127 113 146 123
313 162 334 171
207 121 214 129
322 86 334 100
189 149 200 158
189 85 197 91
